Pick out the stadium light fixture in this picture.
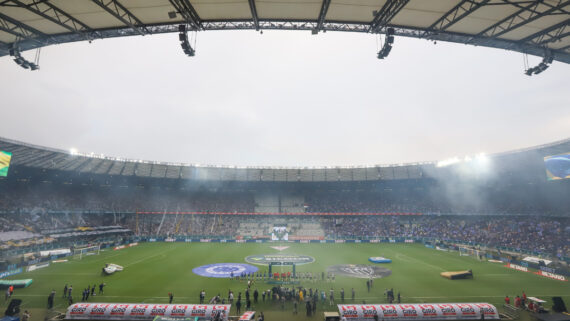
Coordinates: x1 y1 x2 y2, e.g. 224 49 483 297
70 148 78 155
436 157 460 167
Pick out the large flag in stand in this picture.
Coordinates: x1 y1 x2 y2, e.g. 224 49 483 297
0 151 12 177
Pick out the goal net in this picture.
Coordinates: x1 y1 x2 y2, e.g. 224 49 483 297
459 247 485 261
73 245 100 260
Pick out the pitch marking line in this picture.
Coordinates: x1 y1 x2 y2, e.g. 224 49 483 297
124 246 178 267
395 253 445 271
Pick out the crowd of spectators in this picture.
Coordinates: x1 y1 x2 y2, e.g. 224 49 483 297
1 211 567 258
304 190 568 216
0 186 570 215
122 214 240 237
0 185 255 214
1 184 568 258
320 215 569 258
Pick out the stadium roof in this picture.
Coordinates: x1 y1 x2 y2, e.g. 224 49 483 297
0 0 569 63
1 136 569 182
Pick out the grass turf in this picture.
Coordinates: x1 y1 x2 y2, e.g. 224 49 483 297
3 242 569 321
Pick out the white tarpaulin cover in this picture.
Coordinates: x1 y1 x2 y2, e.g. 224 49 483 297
523 256 552 266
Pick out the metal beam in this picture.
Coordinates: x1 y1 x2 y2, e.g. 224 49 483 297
90 0 148 35
370 0 409 32
1 20 570 64
472 1 543 40
482 0 570 40
426 0 490 33
0 11 47 41
316 0 331 31
5 0 95 39
519 18 570 45
248 0 260 30
169 0 201 30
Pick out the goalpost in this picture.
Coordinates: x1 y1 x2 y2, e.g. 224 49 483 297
73 245 101 260
459 246 485 261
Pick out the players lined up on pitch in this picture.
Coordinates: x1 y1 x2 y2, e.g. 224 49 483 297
195 280 400 317
230 271 336 282
53 283 106 307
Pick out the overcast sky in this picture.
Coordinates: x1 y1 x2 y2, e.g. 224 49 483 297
0 31 569 167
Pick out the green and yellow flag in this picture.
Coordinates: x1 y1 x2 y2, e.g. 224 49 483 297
0 151 12 177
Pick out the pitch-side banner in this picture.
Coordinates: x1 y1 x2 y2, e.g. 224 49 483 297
338 303 499 320
65 303 230 321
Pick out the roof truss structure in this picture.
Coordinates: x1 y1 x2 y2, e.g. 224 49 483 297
370 0 409 33
169 0 201 30
0 0 568 63
90 0 148 35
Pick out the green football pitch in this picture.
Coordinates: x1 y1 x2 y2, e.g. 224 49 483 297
3 242 569 321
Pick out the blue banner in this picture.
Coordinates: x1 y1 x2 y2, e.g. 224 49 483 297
0 268 23 279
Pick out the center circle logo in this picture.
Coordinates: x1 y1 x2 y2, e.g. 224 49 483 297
193 263 258 278
327 264 391 279
245 254 315 265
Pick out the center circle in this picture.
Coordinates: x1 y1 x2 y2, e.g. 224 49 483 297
193 263 258 278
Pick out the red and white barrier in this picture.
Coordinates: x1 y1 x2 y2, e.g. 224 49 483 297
534 270 567 281
65 303 230 320
338 303 499 321
238 311 255 321
504 263 528 272
113 243 138 251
